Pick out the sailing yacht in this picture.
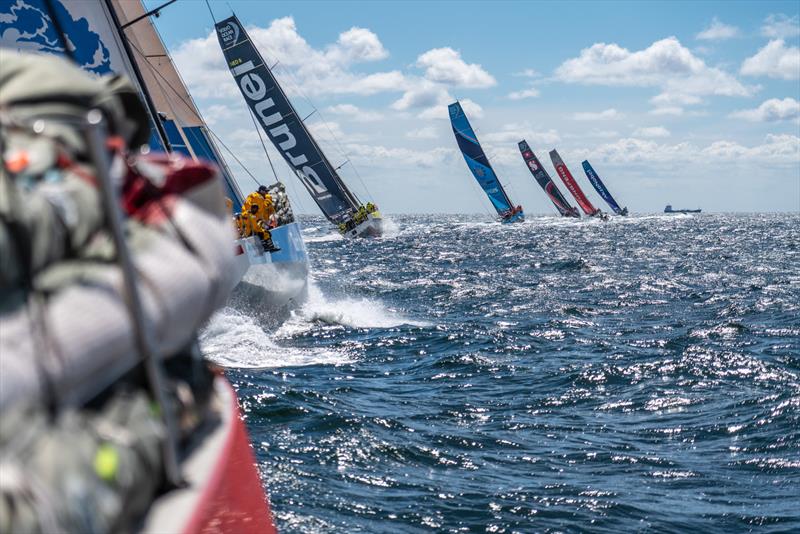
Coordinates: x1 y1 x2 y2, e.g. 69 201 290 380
113 0 309 309
518 140 580 217
549 149 606 219
581 160 628 216
215 15 383 238
449 102 524 223
0 1 279 531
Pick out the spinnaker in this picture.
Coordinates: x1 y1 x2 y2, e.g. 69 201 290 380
582 160 628 215
549 149 602 217
518 140 579 217
449 102 524 223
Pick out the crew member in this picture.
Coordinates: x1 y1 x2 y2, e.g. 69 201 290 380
242 204 279 252
242 185 274 221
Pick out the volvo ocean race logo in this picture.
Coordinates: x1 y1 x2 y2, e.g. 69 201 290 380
0 0 112 74
218 20 240 47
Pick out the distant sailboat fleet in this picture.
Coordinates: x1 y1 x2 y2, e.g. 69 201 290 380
450 102 635 221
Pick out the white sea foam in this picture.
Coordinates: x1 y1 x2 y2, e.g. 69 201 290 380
200 306 351 368
201 279 426 368
276 280 428 338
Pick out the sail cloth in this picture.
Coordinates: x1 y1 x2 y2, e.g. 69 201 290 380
518 141 578 217
582 160 625 215
448 102 514 215
110 0 244 211
215 15 358 223
549 149 599 215
0 0 168 152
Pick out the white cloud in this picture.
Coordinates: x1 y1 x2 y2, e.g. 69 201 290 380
344 143 455 168
406 126 438 139
555 37 753 105
415 47 496 88
634 126 671 138
650 93 702 106
513 68 540 78
508 86 541 100
697 18 739 41
741 39 800 80
171 17 405 99
584 134 799 165
761 14 800 39
418 98 484 120
482 123 561 146
329 27 389 62
701 134 799 163
572 108 623 121
729 97 800 122
391 79 450 111
326 104 383 122
650 106 685 116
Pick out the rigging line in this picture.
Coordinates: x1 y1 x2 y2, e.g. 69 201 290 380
268 62 373 203
204 0 216 23
120 5 308 215
122 39 259 188
42 0 75 62
246 105 278 184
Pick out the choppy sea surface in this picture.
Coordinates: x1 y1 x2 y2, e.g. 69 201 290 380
201 213 800 533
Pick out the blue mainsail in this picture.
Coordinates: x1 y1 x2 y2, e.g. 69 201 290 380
448 102 515 216
215 15 358 224
581 160 626 215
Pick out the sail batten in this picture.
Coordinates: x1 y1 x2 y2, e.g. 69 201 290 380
518 141 579 217
449 102 518 217
549 149 599 216
215 15 358 223
582 160 626 215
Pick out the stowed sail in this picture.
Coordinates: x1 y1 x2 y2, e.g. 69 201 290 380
518 140 579 217
582 160 627 215
215 15 381 236
549 149 601 216
448 102 523 223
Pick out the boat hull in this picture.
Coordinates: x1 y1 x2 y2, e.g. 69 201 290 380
142 375 277 534
501 210 525 224
232 222 309 315
343 212 383 238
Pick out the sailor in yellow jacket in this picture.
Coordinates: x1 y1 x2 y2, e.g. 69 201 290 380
241 203 279 252
242 185 274 221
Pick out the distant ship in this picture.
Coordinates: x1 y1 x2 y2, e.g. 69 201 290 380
664 205 701 213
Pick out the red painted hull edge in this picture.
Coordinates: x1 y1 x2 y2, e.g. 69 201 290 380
183 380 277 534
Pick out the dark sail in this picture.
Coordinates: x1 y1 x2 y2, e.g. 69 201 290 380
582 160 626 215
215 15 357 223
518 140 579 217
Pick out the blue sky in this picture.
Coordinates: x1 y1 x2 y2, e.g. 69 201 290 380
145 0 800 214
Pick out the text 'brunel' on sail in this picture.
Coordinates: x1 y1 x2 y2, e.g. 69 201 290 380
215 15 382 238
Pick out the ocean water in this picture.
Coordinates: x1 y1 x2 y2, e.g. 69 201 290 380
201 213 800 533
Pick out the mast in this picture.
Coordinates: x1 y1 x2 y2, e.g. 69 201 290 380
101 0 171 151
215 14 361 224
448 101 515 215
109 0 245 209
